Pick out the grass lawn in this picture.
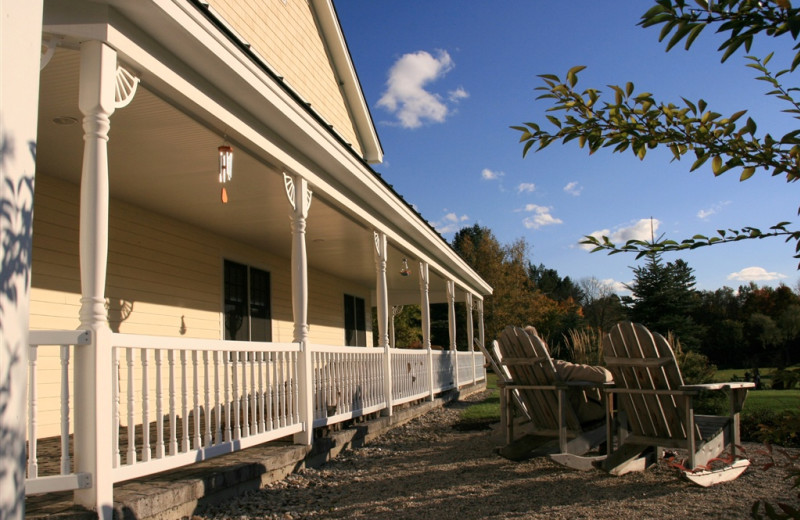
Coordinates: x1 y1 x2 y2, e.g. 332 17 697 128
461 371 799 423
743 389 800 413
459 372 500 425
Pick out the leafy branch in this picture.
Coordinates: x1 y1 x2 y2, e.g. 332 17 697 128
580 223 800 268
513 0 800 264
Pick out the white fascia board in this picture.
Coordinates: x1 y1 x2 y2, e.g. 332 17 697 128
310 0 383 164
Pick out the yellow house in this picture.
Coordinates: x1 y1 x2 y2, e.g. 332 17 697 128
1 0 491 518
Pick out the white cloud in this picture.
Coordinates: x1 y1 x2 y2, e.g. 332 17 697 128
482 168 504 180
448 87 469 102
603 278 631 295
727 266 787 282
517 182 536 193
563 181 582 196
432 211 469 234
697 201 731 220
582 218 660 251
377 50 464 129
522 204 563 229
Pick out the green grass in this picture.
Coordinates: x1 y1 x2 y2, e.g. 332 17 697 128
743 389 800 413
459 372 501 424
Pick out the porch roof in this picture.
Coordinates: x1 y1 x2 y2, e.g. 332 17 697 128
38 0 492 303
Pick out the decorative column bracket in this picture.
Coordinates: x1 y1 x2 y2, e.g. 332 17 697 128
41 35 61 70
114 64 140 108
283 172 313 216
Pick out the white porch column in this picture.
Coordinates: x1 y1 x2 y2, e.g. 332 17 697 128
446 280 458 387
73 40 117 517
285 173 313 445
477 298 485 348
418 262 434 400
1 2 43 517
477 298 485 380
466 293 475 382
373 231 392 415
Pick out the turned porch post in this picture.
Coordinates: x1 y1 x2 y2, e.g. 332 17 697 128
418 262 434 400
285 173 313 445
447 280 458 387
73 40 116 518
374 231 392 415
466 293 475 382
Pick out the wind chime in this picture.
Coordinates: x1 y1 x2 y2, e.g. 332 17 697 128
218 141 233 203
400 257 411 276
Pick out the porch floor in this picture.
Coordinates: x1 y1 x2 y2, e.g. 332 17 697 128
25 383 485 520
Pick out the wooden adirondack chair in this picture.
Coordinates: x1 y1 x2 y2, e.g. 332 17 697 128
492 326 610 470
474 336 532 426
602 321 754 486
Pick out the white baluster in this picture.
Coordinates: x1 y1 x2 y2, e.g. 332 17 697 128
155 349 164 459
257 352 265 433
224 351 231 443
293 351 300 424
250 351 257 435
267 353 274 431
27 345 38 478
241 352 249 437
60 344 71 474
232 352 240 440
126 348 136 464
168 349 177 455
180 350 189 452
192 350 201 449
141 348 150 462
113 347 121 466
279 352 286 427
214 351 222 444
204 351 212 447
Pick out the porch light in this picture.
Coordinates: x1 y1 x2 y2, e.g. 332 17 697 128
218 143 233 204
400 258 410 277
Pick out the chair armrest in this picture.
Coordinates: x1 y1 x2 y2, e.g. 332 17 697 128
562 380 614 389
680 382 755 392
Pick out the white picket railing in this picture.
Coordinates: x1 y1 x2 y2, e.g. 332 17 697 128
25 330 486 496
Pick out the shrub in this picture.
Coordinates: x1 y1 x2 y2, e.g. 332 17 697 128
771 368 800 390
741 409 800 448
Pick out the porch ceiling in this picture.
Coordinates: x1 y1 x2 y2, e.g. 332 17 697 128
36 47 452 301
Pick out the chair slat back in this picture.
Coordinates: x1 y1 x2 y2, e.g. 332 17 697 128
497 326 581 432
604 322 689 440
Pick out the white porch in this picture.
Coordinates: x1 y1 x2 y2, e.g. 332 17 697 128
18 1 493 518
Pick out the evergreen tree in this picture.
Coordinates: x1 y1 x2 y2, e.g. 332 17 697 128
626 254 703 350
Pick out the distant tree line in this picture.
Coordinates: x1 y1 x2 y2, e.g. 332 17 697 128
378 224 799 372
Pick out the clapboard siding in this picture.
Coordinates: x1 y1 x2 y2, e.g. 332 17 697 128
206 0 361 157
28 174 377 436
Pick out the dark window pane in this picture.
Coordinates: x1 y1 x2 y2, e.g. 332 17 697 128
344 294 366 347
344 294 355 346
224 260 248 341
249 267 271 341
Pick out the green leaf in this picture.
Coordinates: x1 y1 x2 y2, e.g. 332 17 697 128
711 156 723 175
740 167 756 181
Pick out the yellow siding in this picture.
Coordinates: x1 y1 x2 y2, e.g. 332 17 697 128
206 0 363 157
29 175 373 437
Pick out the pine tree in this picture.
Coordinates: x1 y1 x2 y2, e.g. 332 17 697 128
626 253 703 350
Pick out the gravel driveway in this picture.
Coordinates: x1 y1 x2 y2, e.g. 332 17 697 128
195 389 799 520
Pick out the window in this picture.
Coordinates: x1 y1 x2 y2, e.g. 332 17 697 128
343 294 366 346
224 259 272 341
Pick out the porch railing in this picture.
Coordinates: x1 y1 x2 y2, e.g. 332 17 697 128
25 329 485 497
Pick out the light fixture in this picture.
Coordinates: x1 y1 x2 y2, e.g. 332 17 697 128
400 258 410 277
52 116 78 125
218 141 233 203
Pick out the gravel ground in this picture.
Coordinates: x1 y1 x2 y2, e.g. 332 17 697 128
194 390 799 520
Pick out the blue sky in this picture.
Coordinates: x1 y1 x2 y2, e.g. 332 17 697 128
335 1 799 295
